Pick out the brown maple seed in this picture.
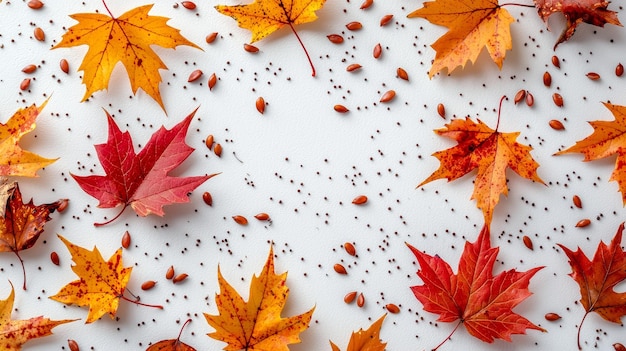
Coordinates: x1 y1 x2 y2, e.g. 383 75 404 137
360 0 373 9
202 191 213 206
586 72 600 80
173 273 188 284
552 93 564 107
166 265 175 280
57 199 69 213
346 21 363 30
205 134 214 150
616 63 624 77
28 0 44 9
187 69 203 82
549 119 565 130
60 59 69 74
20 78 31 91
514 89 526 104
380 90 396 103
373 43 382 59
396 67 409 81
525 91 534 107
327 34 344 44
34 27 45 41
233 215 248 225
334 104 349 113
573 195 582 209
22 64 37 74
68 339 79 351
543 71 552 87
551 55 560 68
346 63 362 72
206 32 218 43
254 213 270 221
214 143 223 157
181 1 196 10
544 312 561 321
380 14 393 26
385 303 400 313
333 263 347 274
575 219 591 228
437 103 446 118
523 235 533 250
50 251 60 266
614 343 626 351
344 242 356 256
141 280 156 290
352 195 368 205
256 97 265 114
208 73 217 90
244 43 259 53
344 291 357 303
121 231 131 249
357 293 365 307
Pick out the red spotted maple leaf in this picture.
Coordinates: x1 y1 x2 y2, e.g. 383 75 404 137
72 108 216 226
407 225 545 350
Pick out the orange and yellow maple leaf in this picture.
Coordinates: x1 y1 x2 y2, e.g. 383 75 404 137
54 4 200 111
555 102 626 205
204 247 315 350
0 99 56 177
1 283 76 350
50 235 161 323
408 0 514 77
419 110 545 226
329 315 386 351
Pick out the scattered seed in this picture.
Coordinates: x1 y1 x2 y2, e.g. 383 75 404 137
256 97 265 114
352 195 368 205
513 89 526 104
575 219 591 228
385 303 400 313
205 135 214 150
344 242 356 256
233 215 248 225
346 21 363 31
166 266 175 280
141 280 156 290
396 67 409 81
525 91 534 106
586 72 600 80
327 34 344 44
552 93 563 107
437 103 445 119
380 90 395 103
187 69 203 82
34 27 45 41
181 1 196 10
549 119 565 130
202 191 213 206
57 199 69 213
616 63 624 77
20 78 31 91
208 73 217 90
206 32 218 44
373 43 382 59
356 293 365 307
346 63 362 72
214 143 223 157
334 104 349 113
380 14 393 26
551 55 560 68
172 273 188 284
573 195 582 209
523 235 533 250
121 231 131 249
344 291 357 303
254 213 270 221
28 0 44 9
244 43 259 53
360 0 373 9
50 251 60 266
68 339 79 351
333 263 347 274
60 59 69 74
614 343 626 351
22 64 37 74
543 71 552 87
544 312 561 321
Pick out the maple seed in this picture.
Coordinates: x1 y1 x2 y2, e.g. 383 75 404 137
172 273 188 284
254 213 270 221
233 215 248 225
346 21 363 30
181 1 196 10
614 343 626 351
34 27 45 41
380 90 396 103
437 103 446 118
586 72 601 80
380 14 393 26
202 191 213 206
333 263 347 274
352 195 368 205
549 119 565 130
327 34 344 44
21 64 37 74
514 89 526 104
121 231 131 249
544 313 561 321
68 339 80 351
360 0 373 9
244 43 259 53
206 32 218 43
256 97 266 114
346 63 362 72
616 63 624 77
575 219 591 228
573 195 582 209
205 135 214 150
141 280 156 290
208 73 217 90
397 67 409 81
344 242 356 256
60 59 69 74
50 252 60 266
356 293 365 307
214 143 223 157
543 71 552 87
523 235 533 250
344 291 357 303
28 0 44 9
552 55 560 68
385 303 400 313
188 69 203 82
166 266 175 280
20 78 31 91
525 91 534 106
373 43 382 59
334 104 349 113
552 93 564 107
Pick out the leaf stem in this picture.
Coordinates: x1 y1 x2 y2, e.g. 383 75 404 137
101 0 114 17
121 294 164 309
495 95 506 131
432 320 461 351
177 319 192 342
577 311 589 350
288 23 316 77
499 2 536 7
94 204 128 227
13 250 26 290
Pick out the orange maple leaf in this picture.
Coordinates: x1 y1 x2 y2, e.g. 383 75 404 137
215 0 326 76
408 0 514 77
0 99 56 177
418 98 545 225
147 319 196 351
329 315 387 351
0 283 76 350
555 102 626 204
50 235 162 323
53 4 200 111
558 222 626 349
204 247 315 350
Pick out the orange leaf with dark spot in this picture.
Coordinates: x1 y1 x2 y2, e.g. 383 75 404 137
329 314 387 351
147 319 196 351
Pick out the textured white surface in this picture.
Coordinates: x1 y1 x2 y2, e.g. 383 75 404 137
1 0 626 350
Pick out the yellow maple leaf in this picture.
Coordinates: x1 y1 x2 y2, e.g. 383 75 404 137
555 102 626 204
329 315 387 351
50 235 162 323
204 247 315 350
53 4 200 111
0 99 56 177
408 0 514 77
215 0 326 76
0 283 76 350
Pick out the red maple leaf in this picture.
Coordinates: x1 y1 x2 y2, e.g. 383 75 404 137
407 225 545 350
558 223 626 350
72 108 216 226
